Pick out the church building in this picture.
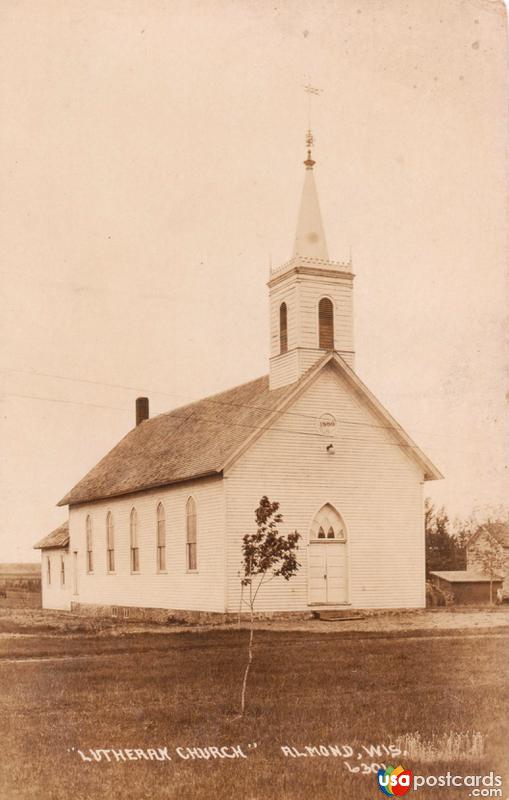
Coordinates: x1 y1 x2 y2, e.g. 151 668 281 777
35 133 442 618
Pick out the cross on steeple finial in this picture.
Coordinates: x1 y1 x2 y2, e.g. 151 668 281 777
303 83 321 169
304 128 315 169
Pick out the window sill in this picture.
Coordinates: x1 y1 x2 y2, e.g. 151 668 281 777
157 570 168 575
186 569 199 574
107 571 116 575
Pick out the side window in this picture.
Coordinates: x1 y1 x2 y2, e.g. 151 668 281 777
130 508 139 573
157 503 166 572
106 512 115 573
279 302 288 354
318 297 334 350
86 515 93 573
186 497 197 571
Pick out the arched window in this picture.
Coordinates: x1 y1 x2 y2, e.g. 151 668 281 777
318 297 334 350
106 512 115 573
46 556 51 586
186 497 197 571
60 555 65 587
130 508 139 573
86 515 93 573
279 302 288 354
156 503 166 572
310 504 346 541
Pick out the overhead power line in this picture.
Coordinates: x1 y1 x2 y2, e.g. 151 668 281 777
5 393 130 413
1 365 447 441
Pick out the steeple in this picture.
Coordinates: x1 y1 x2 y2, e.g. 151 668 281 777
268 131 355 391
293 130 329 260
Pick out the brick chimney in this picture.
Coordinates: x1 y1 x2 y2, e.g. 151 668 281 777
136 397 149 426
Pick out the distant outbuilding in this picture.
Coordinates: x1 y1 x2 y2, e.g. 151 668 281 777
429 571 503 606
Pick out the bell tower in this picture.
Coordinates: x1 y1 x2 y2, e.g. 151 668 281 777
268 132 355 390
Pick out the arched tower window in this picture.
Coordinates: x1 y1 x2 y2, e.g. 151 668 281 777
279 302 288 354
310 504 346 541
156 503 166 572
130 508 139 573
186 497 197 571
318 297 334 350
106 512 115 573
86 515 93 573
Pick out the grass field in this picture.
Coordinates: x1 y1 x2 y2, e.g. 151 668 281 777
1 618 508 800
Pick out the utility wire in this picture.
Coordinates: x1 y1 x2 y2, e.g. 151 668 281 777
3 391 450 456
5 393 130 413
1 366 449 440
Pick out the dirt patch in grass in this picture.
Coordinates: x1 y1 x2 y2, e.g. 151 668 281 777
1 605 508 639
261 606 509 635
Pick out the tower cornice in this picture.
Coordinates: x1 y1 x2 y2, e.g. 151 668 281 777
268 256 353 288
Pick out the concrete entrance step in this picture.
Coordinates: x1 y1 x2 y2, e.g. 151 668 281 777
312 609 366 622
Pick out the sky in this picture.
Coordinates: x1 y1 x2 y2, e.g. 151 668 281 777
1 0 508 562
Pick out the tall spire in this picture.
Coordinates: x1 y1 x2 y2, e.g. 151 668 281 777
293 130 329 260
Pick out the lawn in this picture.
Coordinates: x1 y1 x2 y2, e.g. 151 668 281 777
1 623 507 800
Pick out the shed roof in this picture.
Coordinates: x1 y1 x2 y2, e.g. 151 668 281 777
58 353 443 507
33 521 69 550
430 571 503 583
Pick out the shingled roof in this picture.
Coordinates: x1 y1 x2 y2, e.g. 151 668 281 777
57 354 443 508
58 375 294 506
34 521 69 550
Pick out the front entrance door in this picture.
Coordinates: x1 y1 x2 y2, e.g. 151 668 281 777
308 542 348 604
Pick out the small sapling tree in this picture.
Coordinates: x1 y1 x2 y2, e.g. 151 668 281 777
470 531 505 605
237 496 300 716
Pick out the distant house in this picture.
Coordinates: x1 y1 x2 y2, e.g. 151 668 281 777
0 563 41 607
35 137 443 619
34 522 70 610
467 523 509 599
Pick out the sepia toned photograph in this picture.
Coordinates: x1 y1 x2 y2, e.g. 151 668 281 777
1 1 508 798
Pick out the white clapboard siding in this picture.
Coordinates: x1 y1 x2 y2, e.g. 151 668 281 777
225 364 425 612
269 350 300 390
68 476 226 613
41 549 71 610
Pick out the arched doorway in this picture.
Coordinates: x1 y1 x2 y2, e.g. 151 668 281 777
308 504 348 605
